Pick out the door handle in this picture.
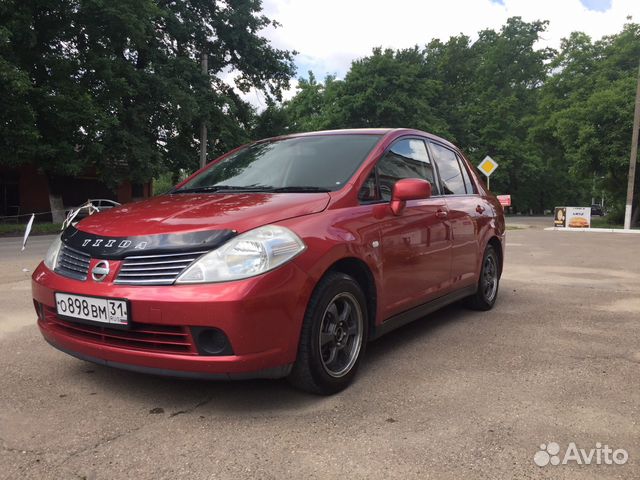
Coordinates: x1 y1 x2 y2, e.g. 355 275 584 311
435 209 448 219
476 205 486 214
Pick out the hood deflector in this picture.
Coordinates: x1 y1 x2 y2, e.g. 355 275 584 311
61 226 237 260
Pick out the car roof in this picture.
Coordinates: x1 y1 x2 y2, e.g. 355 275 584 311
89 199 119 204
258 128 458 150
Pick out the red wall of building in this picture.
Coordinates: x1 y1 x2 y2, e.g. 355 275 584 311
1 165 151 221
18 165 51 214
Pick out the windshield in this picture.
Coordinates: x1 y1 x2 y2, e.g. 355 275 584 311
175 134 382 193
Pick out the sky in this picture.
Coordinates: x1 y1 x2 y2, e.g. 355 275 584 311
235 0 639 107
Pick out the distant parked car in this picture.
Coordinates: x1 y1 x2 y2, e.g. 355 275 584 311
591 204 605 216
65 199 121 220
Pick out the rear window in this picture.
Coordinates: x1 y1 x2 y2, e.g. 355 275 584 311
430 142 466 195
179 134 382 192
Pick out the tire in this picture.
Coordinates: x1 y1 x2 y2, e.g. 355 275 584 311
288 272 368 395
465 245 500 311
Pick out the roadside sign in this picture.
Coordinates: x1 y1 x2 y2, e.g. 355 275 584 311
497 195 511 207
554 207 566 227
478 156 498 189
554 206 591 228
566 207 591 228
478 156 498 176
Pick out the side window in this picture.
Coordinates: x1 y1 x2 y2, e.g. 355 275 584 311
430 142 466 195
456 154 476 194
358 170 378 202
376 139 436 201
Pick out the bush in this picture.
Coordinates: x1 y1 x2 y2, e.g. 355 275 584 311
606 202 626 225
153 173 175 196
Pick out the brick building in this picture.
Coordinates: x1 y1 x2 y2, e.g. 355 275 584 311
0 165 151 221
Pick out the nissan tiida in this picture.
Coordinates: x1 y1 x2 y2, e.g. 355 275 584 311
32 129 505 394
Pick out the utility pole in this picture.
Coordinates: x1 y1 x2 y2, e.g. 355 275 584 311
199 52 208 169
624 61 640 229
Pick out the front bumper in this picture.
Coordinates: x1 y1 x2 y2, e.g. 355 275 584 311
32 261 315 379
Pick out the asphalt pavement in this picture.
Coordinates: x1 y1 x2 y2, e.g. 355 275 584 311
0 219 638 479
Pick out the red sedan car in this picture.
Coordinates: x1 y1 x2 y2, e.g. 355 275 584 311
32 128 505 394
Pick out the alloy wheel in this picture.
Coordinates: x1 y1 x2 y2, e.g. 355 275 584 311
318 292 364 378
482 254 498 302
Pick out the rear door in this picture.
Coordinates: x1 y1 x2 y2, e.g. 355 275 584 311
428 141 479 289
360 138 452 318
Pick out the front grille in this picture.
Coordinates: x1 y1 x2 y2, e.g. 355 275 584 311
43 307 197 355
55 245 91 280
115 251 207 286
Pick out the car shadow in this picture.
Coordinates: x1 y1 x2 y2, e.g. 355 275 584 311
364 302 469 365
67 302 474 413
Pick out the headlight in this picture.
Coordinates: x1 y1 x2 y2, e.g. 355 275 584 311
43 235 63 271
176 225 306 284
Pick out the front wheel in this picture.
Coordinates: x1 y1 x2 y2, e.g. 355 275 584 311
465 245 500 311
288 272 368 395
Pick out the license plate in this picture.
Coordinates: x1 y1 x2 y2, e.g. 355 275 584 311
55 293 129 326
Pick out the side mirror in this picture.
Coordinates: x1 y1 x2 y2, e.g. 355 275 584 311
390 178 432 215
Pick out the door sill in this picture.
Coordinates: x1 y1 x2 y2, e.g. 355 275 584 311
371 285 476 340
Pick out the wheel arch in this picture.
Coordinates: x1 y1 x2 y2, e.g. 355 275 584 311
487 236 503 277
325 257 377 340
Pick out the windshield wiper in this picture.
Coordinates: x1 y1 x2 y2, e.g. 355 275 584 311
173 185 331 194
268 186 331 193
173 185 269 194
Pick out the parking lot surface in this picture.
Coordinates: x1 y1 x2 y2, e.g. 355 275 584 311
1 220 638 479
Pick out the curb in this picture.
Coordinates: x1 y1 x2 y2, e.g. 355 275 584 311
544 227 640 234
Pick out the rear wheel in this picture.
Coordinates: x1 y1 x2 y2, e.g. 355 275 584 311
288 272 368 395
465 245 500 311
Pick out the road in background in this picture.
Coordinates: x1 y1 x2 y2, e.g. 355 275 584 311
1 224 638 479
0 235 54 339
505 215 553 229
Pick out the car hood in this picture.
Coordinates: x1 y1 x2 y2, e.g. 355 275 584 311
76 192 330 237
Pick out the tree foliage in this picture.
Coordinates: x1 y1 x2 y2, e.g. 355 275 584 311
0 0 295 189
2 6 639 222
257 18 640 220
537 23 640 222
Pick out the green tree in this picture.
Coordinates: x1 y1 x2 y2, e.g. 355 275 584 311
261 19 556 213
537 22 640 223
331 47 449 136
463 18 554 212
0 0 295 221
251 98 291 139
284 71 333 132
0 26 38 163
423 34 478 148
0 0 103 219
252 71 344 138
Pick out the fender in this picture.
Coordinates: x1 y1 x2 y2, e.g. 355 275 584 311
474 196 506 279
282 210 385 327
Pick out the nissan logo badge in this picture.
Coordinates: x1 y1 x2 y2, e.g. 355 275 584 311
91 260 110 282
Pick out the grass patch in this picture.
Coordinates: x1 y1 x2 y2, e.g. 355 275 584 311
590 217 620 228
0 222 62 237
589 217 640 230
